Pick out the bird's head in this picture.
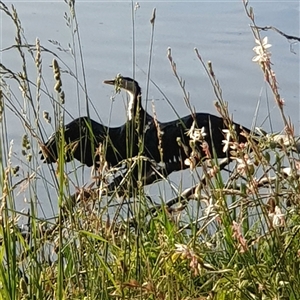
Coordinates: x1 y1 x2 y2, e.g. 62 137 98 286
103 74 141 96
104 74 143 121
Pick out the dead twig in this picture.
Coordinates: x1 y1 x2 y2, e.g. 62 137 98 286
253 25 300 42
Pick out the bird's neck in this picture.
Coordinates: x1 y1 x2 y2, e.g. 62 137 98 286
127 90 143 121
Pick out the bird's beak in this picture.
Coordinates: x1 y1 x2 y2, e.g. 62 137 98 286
103 79 115 86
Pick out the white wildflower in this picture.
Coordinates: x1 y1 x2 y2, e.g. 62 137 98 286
252 36 272 63
184 157 196 170
269 206 285 227
202 197 219 217
175 243 190 254
174 244 200 276
233 155 254 175
186 121 206 142
222 129 231 153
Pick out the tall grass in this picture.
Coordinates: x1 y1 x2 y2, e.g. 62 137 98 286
1 0 300 299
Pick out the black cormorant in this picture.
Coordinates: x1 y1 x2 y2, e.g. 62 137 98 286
103 75 251 179
40 75 252 186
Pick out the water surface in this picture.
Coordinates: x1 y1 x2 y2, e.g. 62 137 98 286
1 1 299 217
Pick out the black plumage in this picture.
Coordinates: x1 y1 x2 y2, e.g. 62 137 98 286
40 76 151 172
40 116 138 168
104 76 252 177
41 75 251 183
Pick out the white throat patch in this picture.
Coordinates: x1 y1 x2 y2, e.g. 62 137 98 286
127 90 135 120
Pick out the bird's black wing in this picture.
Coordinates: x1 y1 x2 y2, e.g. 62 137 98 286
40 117 106 167
143 113 251 177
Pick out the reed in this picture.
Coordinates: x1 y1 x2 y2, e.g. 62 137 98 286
0 0 300 299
